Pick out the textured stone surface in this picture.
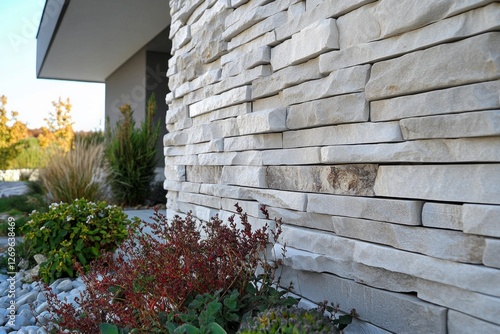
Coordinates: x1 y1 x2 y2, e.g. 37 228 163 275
483 239 500 268
243 188 307 211
185 165 222 184
213 65 271 95
252 58 321 99
283 64 370 105
279 268 447 334
462 204 500 237
223 46 271 78
400 110 500 140
220 166 267 187
354 243 500 297
262 147 321 165
331 216 484 263
189 85 251 117
321 138 500 164
165 140 224 157
178 192 221 209
448 310 500 334
422 203 463 231
265 206 334 231
267 165 378 196
236 107 287 135
224 133 282 151
192 103 251 125
371 80 500 121
271 18 339 71
308 193 422 225
283 121 403 148
286 93 368 129
374 164 500 204
198 151 263 166
164 165 186 181
365 33 500 101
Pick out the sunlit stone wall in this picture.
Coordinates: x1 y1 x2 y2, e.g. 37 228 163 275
165 1 500 332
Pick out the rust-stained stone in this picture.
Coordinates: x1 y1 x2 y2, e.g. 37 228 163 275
266 164 378 196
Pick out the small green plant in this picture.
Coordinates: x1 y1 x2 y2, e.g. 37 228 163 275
237 304 353 334
22 198 139 283
39 137 108 203
105 93 160 206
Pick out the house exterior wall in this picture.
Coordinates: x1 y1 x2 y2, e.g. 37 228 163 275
165 1 500 333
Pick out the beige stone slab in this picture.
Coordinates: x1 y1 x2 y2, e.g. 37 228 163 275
224 133 282 152
374 164 500 204
265 206 335 231
283 121 403 148
165 155 198 166
186 165 223 184
262 147 321 165
271 18 339 71
221 197 264 218
178 192 221 209
164 140 224 157
462 204 500 237
267 165 378 196
236 107 287 135
243 188 307 211
199 184 249 200
212 66 271 96
371 80 500 122
192 103 251 126
164 165 186 182
321 138 500 164
286 93 368 129
365 33 500 101
448 310 500 334
189 85 251 117
283 64 370 106
331 216 484 263
354 242 500 297
220 166 267 187
198 151 263 166
400 110 500 140
483 239 500 269
308 193 422 225
279 268 447 334
422 202 463 231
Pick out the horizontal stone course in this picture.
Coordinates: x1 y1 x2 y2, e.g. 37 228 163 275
365 32 500 101
400 110 500 140
422 202 463 231
374 164 500 204
462 204 500 237
224 133 282 151
448 310 500 334
320 138 500 164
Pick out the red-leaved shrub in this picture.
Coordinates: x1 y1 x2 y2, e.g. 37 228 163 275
42 204 282 333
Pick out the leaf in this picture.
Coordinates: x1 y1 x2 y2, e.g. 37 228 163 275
99 323 119 334
207 322 227 334
174 324 200 334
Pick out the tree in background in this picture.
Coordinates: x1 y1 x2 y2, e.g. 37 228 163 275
105 93 160 206
38 97 75 153
0 95 29 169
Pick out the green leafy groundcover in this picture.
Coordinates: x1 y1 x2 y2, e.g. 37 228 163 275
22 198 139 283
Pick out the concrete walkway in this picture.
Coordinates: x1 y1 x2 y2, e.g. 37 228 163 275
0 181 30 198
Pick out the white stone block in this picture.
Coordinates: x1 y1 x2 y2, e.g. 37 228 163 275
221 197 264 218
252 58 321 99
279 269 447 334
374 164 500 204
200 183 249 200
243 188 307 211
320 138 500 164
483 239 500 269
365 33 500 101
422 203 463 231
400 110 500 140
271 18 339 71
265 206 335 231
213 66 271 96
286 93 368 129
185 165 223 184
262 147 321 165
221 31 276 66
354 242 500 297
371 80 500 122
283 121 403 148
189 85 251 117
199 151 263 166
224 133 282 152
220 166 267 187
253 93 286 112
237 107 287 135
448 310 500 334
283 64 370 105
462 204 500 238
323 3 500 74
173 25 191 50
178 192 221 209
192 103 251 126
164 165 186 181
223 46 271 78
331 216 484 263
308 193 422 225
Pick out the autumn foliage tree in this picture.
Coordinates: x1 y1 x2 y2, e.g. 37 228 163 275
0 95 29 169
38 97 75 153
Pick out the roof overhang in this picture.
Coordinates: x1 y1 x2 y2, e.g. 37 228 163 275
36 0 170 83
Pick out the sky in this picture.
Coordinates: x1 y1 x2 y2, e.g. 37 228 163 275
0 0 105 131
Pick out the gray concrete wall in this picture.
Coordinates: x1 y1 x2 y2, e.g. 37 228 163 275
165 1 500 333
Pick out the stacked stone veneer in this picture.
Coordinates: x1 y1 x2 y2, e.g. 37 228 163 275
165 1 500 333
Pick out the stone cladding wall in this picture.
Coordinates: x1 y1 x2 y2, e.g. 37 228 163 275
165 1 500 332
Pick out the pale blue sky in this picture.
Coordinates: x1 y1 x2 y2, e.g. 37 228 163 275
0 0 105 131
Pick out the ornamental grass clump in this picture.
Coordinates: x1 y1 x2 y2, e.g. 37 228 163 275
42 205 293 334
